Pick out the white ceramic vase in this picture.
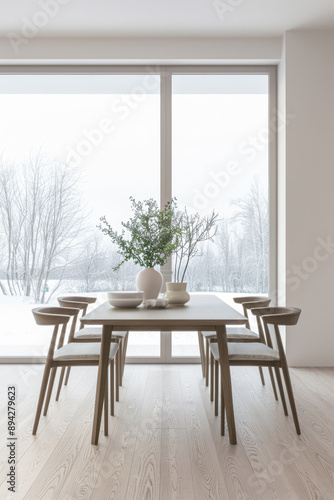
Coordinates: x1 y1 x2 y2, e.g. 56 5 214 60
136 267 163 303
163 282 190 305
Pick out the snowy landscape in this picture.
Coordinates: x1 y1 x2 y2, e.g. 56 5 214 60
0 74 268 355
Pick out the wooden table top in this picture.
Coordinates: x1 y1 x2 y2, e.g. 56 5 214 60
81 294 246 329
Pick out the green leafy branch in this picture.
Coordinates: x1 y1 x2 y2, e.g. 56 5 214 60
98 197 180 271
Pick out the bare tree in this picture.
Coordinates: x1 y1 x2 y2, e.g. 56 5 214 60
68 233 109 293
216 220 237 291
231 179 269 293
172 208 219 282
187 179 269 294
0 153 89 302
192 242 220 291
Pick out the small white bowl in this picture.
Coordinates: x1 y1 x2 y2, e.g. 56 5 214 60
145 299 157 308
155 299 168 308
108 291 144 308
145 298 168 309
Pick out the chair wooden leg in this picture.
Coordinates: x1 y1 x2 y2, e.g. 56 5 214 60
122 332 129 377
104 370 108 436
205 339 209 386
64 366 71 386
214 359 219 417
115 349 119 402
198 331 206 377
274 367 288 416
110 360 115 416
210 352 214 402
280 361 301 434
32 361 52 435
220 363 225 436
56 366 66 401
258 366 265 385
43 367 57 416
269 366 279 401
118 340 123 387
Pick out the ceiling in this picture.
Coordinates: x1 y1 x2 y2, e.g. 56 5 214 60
1 0 334 38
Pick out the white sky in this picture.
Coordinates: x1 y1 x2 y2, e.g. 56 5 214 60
0 73 268 229
0 74 268 347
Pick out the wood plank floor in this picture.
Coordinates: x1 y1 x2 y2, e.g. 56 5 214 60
0 363 334 499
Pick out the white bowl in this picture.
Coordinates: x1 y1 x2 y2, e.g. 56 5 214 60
108 291 143 300
107 291 144 308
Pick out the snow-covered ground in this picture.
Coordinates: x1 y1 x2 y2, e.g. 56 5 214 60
0 290 258 357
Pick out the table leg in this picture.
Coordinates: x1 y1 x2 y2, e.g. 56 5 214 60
91 325 112 445
216 325 237 444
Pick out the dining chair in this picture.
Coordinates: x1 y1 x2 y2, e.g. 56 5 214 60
31 306 119 436
199 296 275 398
215 298 279 403
56 296 129 402
209 306 302 436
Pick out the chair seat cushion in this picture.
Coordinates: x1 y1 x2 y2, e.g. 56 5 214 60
202 327 259 341
74 327 128 340
54 342 119 361
226 327 259 341
210 342 279 362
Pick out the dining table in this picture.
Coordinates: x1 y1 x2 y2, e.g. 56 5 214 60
81 294 247 445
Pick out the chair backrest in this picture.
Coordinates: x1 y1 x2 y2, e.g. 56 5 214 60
233 296 271 330
57 296 97 337
32 307 76 326
32 306 80 360
251 307 301 326
57 295 97 305
251 306 301 355
233 296 269 305
57 297 89 311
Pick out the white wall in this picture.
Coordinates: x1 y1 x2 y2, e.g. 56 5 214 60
0 36 281 64
284 30 334 366
1 30 334 366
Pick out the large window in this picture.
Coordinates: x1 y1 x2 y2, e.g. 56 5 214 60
0 67 275 362
171 73 269 357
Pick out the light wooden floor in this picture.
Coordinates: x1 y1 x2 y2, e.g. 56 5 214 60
0 363 334 500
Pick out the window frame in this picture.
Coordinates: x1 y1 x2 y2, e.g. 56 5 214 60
0 64 277 364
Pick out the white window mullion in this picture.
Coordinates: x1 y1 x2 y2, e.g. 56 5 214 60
160 68 173 362
160 68 173 289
